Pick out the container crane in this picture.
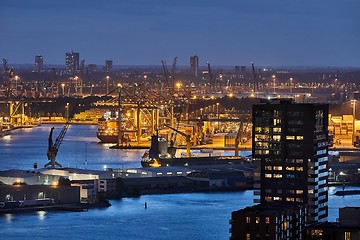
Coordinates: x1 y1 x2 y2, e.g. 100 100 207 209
161 60 171 94
206 62 214 92
3 58 14 98
235 117 251 157
164 123 191 158
45 105 75 168
251 62 257 93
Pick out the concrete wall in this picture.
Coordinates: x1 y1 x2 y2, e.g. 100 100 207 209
0 185 80 204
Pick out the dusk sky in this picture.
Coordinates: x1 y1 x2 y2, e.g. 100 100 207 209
1 0 359 67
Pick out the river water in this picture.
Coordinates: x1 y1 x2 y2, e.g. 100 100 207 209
0 125 359 239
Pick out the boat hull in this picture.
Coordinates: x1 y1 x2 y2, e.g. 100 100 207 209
97 133 118 143
141 156 245 168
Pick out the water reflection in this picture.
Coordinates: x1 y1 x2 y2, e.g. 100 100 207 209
37 211 46 220
4 213 13 223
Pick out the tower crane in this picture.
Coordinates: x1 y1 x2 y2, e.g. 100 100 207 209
45 104 75 168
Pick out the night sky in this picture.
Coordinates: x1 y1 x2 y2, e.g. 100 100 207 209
1 0 359 67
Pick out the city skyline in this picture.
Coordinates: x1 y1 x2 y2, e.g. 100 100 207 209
1 0 359 67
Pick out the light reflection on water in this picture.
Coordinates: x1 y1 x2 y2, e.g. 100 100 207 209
4 213 13 223
37 211 46 221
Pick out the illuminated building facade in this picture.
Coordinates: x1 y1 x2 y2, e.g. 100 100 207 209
190 55 199 77
66 51 80 75
252 99 328 223
105 60 113 73
34 55 44 72
230 204 305 240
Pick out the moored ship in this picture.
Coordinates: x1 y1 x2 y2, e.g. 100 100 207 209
141 134 246 167
97 110 119 143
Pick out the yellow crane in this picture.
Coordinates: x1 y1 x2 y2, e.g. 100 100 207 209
164 123 191 158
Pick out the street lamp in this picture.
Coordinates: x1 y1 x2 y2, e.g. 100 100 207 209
176 82 181 94
352 99 357 145
272 75 276 94
290 78 293 93
61 83 65 96
106 76 110 94
65 103 69 122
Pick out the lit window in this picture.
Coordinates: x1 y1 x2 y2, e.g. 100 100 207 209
265 166 272 170
273 174 282 178
286 136 295 140
286 166 295 171
296 190 303 194
296 136 304 140
273 166 282 171
265 196 272 201
5 194 11 201
344 232 351 240
273 127 281 133
308 189 314 194
296 198 303 202
296 167 303 171
246 216 251 223
265 174 272 178
246 233 251 240
265 217 270 224
38 192 44 199
296 159 303 163
273 196 282 201
256 217 260 223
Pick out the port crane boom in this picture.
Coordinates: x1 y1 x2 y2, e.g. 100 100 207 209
164 123 191 158
45 105 74 168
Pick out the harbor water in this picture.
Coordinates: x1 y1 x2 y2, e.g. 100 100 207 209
0 125 359 239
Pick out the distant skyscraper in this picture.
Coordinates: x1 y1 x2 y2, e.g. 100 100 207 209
105 60 113 73
253 100 328 223
190 55 199 77
87 64 97 73
34 55 44 73
240 66 246 74
65 51 80 75
235 66 240 76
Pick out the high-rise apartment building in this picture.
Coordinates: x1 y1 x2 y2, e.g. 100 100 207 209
252 99 328 223
34 55 44 72
190 55 199 77
65 51 80 75
105 60 113 73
